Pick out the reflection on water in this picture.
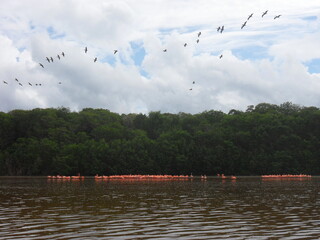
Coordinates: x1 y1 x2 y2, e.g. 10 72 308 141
0 176 320 239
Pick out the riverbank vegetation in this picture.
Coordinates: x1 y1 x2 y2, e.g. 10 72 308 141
0 102 319 176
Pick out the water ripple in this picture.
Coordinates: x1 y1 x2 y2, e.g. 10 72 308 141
1 177 320 239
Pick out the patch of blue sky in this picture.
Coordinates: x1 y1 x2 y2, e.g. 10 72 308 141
18 47 26 52
100 55 116 66
129 41 150 79
232 45 271 61
100 52 133 67
304 58 320 74
302 16 317 21
119 55 131 66
139 69 150 79
130 41 146 67
46 26 65 39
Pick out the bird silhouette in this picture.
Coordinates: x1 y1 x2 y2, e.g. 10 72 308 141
189 88 192 90
163 49 167 52
220 26 224 33
262 10 268 17
85 47 88 53
57 55 60 60
50 57 54 62
94 57 97 62
39 63 44 68
62 52 65 57
114 50 118 54
192 81 195 84
15 78 19 82
248 13 253 20
58 82 62 84
28 82 32 86
217 26 221 32
3 81 8 84
19 83 23 86
196 39 199 43
274 15 281 19
46 57 50 63
184 43 187 47
241 21 247 29
198 32 201 37
219 54 223 59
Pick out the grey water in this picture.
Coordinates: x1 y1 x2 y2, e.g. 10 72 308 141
0 176 320 239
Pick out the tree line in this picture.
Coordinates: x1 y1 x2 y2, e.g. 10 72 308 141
0 102 319 176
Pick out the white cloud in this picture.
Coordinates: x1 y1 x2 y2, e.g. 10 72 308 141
1 0 320 114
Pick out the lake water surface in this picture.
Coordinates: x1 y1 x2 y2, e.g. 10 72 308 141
0 176 320 239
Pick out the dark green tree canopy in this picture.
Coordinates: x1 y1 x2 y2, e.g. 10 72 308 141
0 102 319 176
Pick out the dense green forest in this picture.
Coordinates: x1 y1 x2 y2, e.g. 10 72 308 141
0 102 320 176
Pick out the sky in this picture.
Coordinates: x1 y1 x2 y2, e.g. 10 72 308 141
0 0 320 114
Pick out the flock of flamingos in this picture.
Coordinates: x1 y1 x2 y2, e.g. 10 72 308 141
46 174 312 181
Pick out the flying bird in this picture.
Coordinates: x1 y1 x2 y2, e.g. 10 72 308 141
219 54 223 59
220 25 224 33
46 57 50 63
184 43 187 47
248 13 253 20
57 55 60 60
15 78 19 82
59 82 62 84
274 15 281 19
85 47 88 53
94 57 97 62
262 10 268 18
28 82 32 86
198 32 201 37
217 26 221 32
196 39 199 43
241 21 247 29
163 49 167 52
62 52 65 57
192 81 195 84
19 83 23 86
50 57 54 62
189 88 192 91
3 81 8 84
39 63 44 68
114 50 118 54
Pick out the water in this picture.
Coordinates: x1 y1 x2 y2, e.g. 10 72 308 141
0 176 320 239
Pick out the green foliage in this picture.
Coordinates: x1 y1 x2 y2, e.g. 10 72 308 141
0 102 320 176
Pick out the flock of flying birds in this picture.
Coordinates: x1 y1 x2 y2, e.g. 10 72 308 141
2 46 119 88
2 10 281 92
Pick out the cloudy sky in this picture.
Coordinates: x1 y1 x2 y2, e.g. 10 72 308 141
0 0 320 114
